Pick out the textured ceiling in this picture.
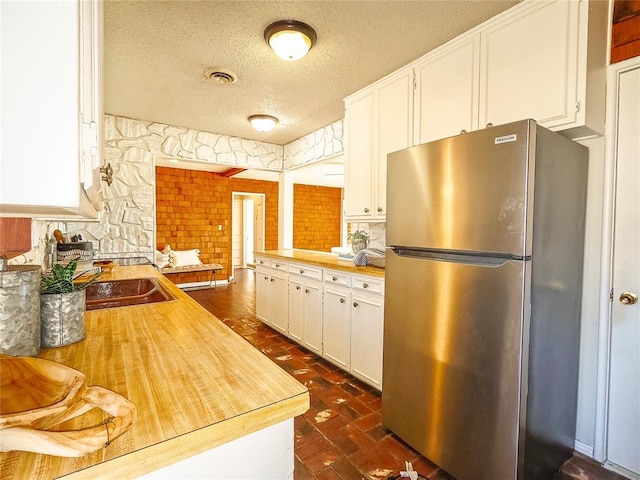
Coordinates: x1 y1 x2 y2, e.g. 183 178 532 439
104 0 520 148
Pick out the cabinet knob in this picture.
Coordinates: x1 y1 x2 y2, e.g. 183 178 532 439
300 269 304 274
353 301 359 308
486 122 493 128
460 129 467 135
340 297 345 304
296 285 301 290
363 283 369 289
332 276 337 281
377 207 383 213
364 208 370 213
270 278 274 282
264 275 268 280
275 263 280 267
305 288 310 294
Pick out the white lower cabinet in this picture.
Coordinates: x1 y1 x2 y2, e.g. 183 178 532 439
289 275 323 355
302 280 323 356
288 263 324 356
255 258 288 334
322 284 351 371
350 277 385 390
255 257 385 390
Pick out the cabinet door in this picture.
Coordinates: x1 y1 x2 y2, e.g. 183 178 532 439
414 36 480 144
288 279 304 344
0 1 100 218
350 292 384 390
322 286 351 370
344 91 375 219
479 0 580 129
79 0 104 210
376 70 414 218
303 280 323 356
269 274 288 335
256 269 271 324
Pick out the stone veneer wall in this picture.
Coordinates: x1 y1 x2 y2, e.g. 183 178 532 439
16 115 345 268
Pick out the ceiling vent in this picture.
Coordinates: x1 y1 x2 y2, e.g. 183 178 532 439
203 68 238 85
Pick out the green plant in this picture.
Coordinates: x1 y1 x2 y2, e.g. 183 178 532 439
349 230 369 241
41 261 101 295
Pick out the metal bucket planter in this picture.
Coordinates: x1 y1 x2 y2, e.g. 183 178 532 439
40 290 86 347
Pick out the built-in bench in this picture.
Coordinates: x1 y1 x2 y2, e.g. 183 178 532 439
160 263 223 288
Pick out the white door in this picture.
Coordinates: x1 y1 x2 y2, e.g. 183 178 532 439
243 198 254 265
254 196 265 256
607 64 640 478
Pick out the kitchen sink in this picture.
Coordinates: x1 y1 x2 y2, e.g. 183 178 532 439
85 278 175 310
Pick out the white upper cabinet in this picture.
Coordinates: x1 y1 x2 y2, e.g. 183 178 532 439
414 36 480 145
478 0 605 138
0 0 104 218
344 69 413 221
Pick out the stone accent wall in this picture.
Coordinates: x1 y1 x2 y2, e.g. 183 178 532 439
283 120 344 169
293 185 342 252
23 114 345 267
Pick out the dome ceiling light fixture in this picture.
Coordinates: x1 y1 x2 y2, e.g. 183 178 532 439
264 20 317 61
248 115 279 132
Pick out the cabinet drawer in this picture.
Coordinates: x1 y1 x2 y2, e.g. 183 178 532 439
324 269 352 288
271 260 288 272
289 263 322 281
352 276 384 295
255 257 270 268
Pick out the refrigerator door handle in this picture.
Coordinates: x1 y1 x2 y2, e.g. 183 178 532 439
388 246 527 266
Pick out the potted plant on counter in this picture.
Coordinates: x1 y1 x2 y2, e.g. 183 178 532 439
40 261 101 348
349 230 370 253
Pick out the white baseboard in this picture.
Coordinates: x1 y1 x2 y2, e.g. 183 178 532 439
176 279 230 290
604 461 640 480
574 439 594 458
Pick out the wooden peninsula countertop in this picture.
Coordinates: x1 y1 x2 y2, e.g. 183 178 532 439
0 265 309 479
257 249 386 278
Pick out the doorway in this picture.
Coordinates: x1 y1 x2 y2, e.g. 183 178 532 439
232 192 265 271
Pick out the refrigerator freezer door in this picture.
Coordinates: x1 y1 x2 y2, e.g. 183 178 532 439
382 251 529 480
386 119 535 257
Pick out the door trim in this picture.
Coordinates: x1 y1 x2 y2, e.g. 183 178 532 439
595 55 640 464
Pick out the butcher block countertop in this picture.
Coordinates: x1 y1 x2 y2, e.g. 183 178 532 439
257 249 386 278
0 265 309 479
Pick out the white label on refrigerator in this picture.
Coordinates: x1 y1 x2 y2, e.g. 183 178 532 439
495 134 517 144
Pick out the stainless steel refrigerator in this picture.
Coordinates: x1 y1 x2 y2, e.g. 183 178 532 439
382 119 587 480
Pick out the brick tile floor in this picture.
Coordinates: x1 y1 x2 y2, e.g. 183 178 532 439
188 268 624 480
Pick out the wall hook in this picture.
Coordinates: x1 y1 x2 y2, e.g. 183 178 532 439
100 163 113 186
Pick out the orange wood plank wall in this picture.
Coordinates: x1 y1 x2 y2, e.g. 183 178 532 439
155 167 278 284
293 184 342 252
612 0 640 63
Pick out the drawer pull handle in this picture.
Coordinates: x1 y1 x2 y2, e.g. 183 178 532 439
363 283 369 289
377 207 383 213
264 276 268 280
270 278 274 282
300 269 304 274
296 285 301 290
340 297 345 304
305 289 310 294
275 263 280 267
364 208 370 213
332 276 337 281
353 302 359 308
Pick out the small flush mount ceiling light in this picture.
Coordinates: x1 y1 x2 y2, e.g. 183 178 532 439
264 20 317 61
248 115 279 132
